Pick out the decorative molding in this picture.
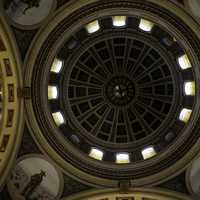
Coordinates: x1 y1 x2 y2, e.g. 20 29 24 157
0 12 24 189
62 188 192 200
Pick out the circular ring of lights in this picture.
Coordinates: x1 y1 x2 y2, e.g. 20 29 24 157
25 0 200 187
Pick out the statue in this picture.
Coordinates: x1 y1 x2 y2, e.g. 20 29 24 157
21 170 46 199
21 0 41 14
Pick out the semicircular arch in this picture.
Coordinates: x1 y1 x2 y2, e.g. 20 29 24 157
0 13 24 189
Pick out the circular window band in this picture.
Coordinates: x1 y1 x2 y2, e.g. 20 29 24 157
24 0 200 187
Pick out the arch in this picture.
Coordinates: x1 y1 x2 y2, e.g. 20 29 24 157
62 188 192 200
0 13 24 189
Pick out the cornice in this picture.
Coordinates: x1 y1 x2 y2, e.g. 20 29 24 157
63 187 192 200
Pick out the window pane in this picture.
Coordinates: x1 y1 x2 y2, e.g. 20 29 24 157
116 153 130 164
179 108 192 123
142 146 156 159
48 86 58 99
184 81 195 96
89 148 103 160
52 112 65 126
112 16 126 27
86 20 100 34
51 58 63 73
178 54 192 69
139 18 154 32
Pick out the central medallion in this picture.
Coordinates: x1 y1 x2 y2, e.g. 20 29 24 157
105 76 135 106
64 35 176 145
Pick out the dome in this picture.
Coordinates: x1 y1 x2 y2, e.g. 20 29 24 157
24 0 200 187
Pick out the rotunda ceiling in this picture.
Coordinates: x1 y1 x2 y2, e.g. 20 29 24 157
24 0 200 187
